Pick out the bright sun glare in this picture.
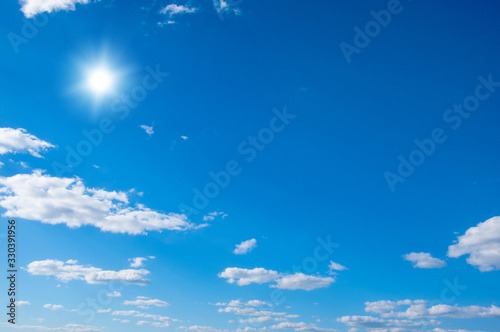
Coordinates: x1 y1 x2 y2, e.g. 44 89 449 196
86 66 115 96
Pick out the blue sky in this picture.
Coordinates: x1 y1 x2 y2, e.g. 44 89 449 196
1 0 500 331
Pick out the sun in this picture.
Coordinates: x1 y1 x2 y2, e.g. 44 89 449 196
85 66 115 96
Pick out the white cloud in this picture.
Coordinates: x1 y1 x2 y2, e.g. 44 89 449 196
160 4 198 17
234 239 257 255
0 323 101 331
106 291 122 297
203 211 228 221
181 136 189 140
26 259 150 285
328 261 348 273
19 0 97 18
272 273 335 291
43 304 64 310
218 267 279 286
218 268 334 291
124 296 169 307
97 309 111 313
0 127 55 157
364 300 500 319
337 315 438 328
0 171 207 235
129 257 154 268
447 216 500 272
403 253 447 269
140 124 154 136
213 0 241 16
18 301 31 306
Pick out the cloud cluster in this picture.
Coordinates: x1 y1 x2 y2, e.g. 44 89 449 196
234 239 257 255
124 296 169 308
19 0 97 18
0 171 207 235
160 4 198 17
447 217 500 272
0 127 55 157
403 253 447 269
26 259 150 285
218 267 334 291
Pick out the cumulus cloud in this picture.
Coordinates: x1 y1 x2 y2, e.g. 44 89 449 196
160 4 198 17
328 261 348 275
234 239 257 255
403 253 447 269
19 0 97 18
124 296 169 307
26 259 150 285
0 171 207 235
337 315 438 328
0 127 55 157
447 217 500 272
0 323 101 331
213 0 241 16
218 268 334 290
17 301 31 306
364 300 500 319
272 273 335 291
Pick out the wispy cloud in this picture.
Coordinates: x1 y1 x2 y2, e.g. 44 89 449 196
19 0 98 18
0 127 55 157
234 238 257 255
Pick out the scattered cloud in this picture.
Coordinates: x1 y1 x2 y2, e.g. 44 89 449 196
0 171 207 235
129 256 154 268
18 301 31 306
124 296 169 307
234 239 257 255
106 291 122 297
0 323 101 331
272 273 335 291
140 124 154 137
337 315 438 328
213 0 241 16
403 252 447 269
328 261 348 274
160 4 198 17
43 304 65 310
203 211 228 221
19 0 97 18
26 259 150 285
181 136 189 140
218 268 334 290
0 127 55 157
448 216 500 271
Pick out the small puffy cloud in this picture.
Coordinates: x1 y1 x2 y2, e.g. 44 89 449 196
106 291 122 297
403 252 447 269
0 127 55 157
234 239 257 255
140 124 154 137
181 136 189 140
19 0 97 18
218 267 279 286
448 216 500 272
272 273 335 291
18 301 31 306
0 171 206 235
43 304 64 310
26 259 150 285
160 4 198 17
124 296 169 307
97 309 111 313
129 257 154 268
